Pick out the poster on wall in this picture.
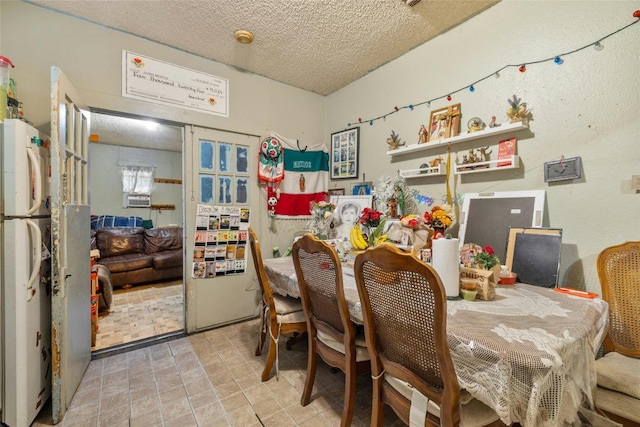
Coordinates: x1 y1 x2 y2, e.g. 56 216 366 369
192 204 249 278
122 50 229 117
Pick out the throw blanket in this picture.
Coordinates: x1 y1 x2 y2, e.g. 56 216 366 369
596 351 640 399
91 215 143 230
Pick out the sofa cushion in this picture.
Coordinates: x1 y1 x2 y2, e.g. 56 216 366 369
96 227 146 258
152 249 183 269
98 253 153 273
145 226 183 254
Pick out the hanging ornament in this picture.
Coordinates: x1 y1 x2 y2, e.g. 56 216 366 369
633 10 640 18
469 85 475 92
447 95 452 101
519 65 527 73
554 57 564 64
394 106 399 111
409 104 414 111
593 42 604 51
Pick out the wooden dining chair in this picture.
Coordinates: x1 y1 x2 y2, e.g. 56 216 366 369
248 228 307 382
594 241 640 426
354 243 504 427
292 233 370 427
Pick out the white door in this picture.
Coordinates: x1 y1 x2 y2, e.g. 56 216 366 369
49 67 91 423
184 126 260 331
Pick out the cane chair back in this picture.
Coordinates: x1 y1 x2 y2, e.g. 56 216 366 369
354 243 501 427
595 241 640 426
292 233 370 427
597 241 640 357
248 228 306 381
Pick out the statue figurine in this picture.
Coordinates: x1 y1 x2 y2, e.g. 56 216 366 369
387 197 398 218
418 125 428 144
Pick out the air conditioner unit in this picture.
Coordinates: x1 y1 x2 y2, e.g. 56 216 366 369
123 193 151 208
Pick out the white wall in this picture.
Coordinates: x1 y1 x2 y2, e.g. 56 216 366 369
89 143 183 227
326 0 640 292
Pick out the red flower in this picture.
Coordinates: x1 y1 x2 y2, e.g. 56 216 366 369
408 219 418 228
484 246 494 255
423 211 432 223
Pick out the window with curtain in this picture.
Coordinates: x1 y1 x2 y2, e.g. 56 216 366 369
120 165 155 195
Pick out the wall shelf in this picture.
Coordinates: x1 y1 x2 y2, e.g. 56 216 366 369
400 163 446 179
454 155 519 175
387 122 528 157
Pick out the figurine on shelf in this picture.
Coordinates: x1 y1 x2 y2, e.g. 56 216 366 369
429 156 444 167
467 117 484 133
488 115 501 128
507 94 529 123
478 146 492 162
418 125 429 144
387 130 405 150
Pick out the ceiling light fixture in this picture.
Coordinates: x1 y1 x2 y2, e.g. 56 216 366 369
235 30 254 44
402 0 422 7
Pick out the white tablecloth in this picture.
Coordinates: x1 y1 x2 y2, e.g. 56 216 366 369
263 257 609 427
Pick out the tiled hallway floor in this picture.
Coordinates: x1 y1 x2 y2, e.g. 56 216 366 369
93 280 184 351
33 318 404 427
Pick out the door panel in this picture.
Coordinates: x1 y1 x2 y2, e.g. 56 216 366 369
184 126 261 332
50 67 91 423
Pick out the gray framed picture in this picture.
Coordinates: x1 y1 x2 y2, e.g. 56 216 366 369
544 156 582 182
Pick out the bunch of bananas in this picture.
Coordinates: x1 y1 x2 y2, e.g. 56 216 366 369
349 224 368 250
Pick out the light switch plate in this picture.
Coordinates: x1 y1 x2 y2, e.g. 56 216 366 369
632 175 640 190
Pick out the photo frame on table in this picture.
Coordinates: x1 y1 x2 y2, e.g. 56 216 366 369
328 188 346 196
543 156 582 182
328 195 373 241
351 181 373 195
330 127 359 179
427 103 461 142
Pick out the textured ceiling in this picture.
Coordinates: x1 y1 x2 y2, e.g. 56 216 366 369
28 0 499 96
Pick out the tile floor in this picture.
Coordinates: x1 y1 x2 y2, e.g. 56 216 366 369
93 281 184 351
33 318 405 427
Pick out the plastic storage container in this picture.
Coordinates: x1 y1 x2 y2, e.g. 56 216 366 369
0 55 15 122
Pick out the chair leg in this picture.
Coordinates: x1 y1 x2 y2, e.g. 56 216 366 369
341 362 357 427
301 340 318 406
285 331 307 350
370 377 385 427
261 327 278 382
255 308 267 356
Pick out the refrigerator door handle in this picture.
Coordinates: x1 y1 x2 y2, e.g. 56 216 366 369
26 145 43 215
26 219 43 301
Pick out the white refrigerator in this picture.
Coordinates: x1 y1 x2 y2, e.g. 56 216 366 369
0 119 52 427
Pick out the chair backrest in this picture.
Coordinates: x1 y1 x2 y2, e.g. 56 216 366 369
597 241 640 357
292 234 354 343
354 243 461 425
248 227 275 313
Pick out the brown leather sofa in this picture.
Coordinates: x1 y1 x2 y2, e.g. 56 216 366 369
94 226 183 289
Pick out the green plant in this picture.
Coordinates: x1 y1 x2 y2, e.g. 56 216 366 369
473 245 500 270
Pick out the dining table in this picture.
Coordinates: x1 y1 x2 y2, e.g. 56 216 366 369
262 256 610 427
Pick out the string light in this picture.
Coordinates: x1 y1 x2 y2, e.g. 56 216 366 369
346 12 639 127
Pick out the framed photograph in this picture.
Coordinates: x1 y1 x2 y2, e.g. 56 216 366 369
328 195 373 241
330 127 359 179
328 188 346 196
427 103 461 142
544 156 582 182
351 181 373 195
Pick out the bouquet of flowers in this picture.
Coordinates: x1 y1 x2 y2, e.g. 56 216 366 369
307 200 336 238
359 207 383 229
507 94 529 123
400 214 426 229
423 205 454 230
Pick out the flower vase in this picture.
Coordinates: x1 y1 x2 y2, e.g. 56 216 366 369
432 227 446 240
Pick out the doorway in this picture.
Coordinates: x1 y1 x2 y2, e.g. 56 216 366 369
88 110 186 353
